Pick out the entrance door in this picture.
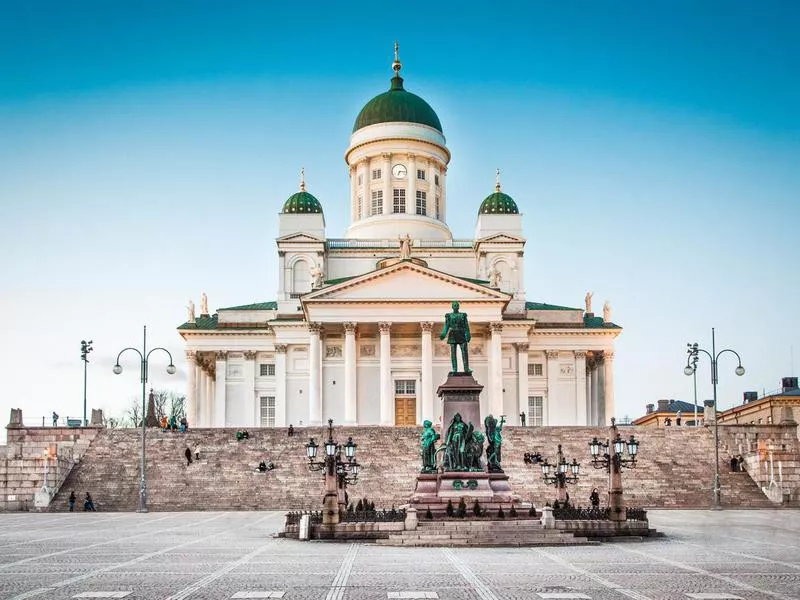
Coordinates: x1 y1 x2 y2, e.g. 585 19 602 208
394 379 417 426
395 397 417 426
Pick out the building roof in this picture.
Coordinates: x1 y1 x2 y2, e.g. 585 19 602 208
219 302 278 311
282 190 323 214
526 302 579 311
353 74 442 133
479 191 519 214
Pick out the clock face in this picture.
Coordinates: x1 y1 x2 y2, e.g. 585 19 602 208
392 164 407 179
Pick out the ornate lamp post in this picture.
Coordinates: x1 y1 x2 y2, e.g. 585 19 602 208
305 419 360 527
112 325 176 513
528 444 580 503
684 328 745 509
589 418 639 522
80 339 93 426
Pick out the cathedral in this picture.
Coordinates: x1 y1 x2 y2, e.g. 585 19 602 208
178 48 621 429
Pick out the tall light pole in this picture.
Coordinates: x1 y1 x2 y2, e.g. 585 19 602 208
113 326 176 512
689 351 699 426
589 418 639 522
80 340 93 426
685 328 745 509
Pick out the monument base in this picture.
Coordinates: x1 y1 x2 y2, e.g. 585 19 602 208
409 471 527 517
437 373 484 431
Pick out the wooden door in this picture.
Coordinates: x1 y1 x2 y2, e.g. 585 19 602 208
394 397 417 426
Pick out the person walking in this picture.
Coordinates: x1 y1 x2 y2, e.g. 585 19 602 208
68 491 76 512
589 488 600 508
184 447 192 466
519 412 526 427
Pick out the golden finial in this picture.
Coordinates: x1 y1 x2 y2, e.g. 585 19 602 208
300 167 306 192
495 168 501 192
392 41 402 75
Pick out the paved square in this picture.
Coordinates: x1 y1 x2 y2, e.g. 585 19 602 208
0 510 798 599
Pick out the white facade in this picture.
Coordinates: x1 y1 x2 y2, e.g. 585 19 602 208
179 58 621 429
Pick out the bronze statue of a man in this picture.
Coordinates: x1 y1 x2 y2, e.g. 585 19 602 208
440 301 471 374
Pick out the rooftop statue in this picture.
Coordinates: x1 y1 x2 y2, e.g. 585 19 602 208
399 234 412 260
187 300 196 324
201 292 209 316
440 301 471 375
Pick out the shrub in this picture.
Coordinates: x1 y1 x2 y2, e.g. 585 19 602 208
472 500 482 517
509 505 517 517
446 499 454 517
356 499 363 512
425 506 433 520
456 498 467 518
529 504 536 517
497 506 505 519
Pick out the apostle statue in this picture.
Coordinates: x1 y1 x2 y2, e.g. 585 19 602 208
440 301 471 374
399 234 412 260
309 264 324 289
419 420 440 473
603 300 611 322
584 291 593 314
200 292 209 316
187 300 196 324
487 265 502 288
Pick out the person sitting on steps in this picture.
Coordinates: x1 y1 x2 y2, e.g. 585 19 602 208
84 492 96 512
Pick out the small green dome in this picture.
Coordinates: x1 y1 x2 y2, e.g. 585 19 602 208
282 190 323 214
353 75 443 133
479 191 519 214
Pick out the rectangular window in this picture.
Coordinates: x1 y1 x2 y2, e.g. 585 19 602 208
260 396 276 427
260 363 275 377
393 188 406 213
417 169 425 180
415 190 427 215
434 174 440 186
357 195 362 219
371 168 381 180
371 190 383 215
357 174 363 185
528 396 544 426
435 195 440 219
395 379 416 394
527 363 543 376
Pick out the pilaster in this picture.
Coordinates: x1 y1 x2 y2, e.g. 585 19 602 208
274 345 287 427
574 351 588 425
308 323 322 424
379 321 392 425
420 322 434 423
243 351 256 427
545 350 559 425
515 343 529 425
489 322 504 418
344 323 358 424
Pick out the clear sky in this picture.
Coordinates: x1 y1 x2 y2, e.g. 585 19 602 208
1 1 798 439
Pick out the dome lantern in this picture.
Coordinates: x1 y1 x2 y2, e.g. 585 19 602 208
281 168 323 214
478 169 519 214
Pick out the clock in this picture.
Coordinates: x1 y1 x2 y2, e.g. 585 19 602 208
392 164 407 179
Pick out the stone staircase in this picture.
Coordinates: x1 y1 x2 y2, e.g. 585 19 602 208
47 424 782 512
376 519 595 547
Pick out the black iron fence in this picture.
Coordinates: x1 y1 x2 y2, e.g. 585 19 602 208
553 505 611 520
341 508 406 522
626 507 648 521
284 510 323 525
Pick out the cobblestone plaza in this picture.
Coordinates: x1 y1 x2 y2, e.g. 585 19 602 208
0 510 798 600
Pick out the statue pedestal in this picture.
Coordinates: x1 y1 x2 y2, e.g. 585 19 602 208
438 373 483 431
409 471 520 516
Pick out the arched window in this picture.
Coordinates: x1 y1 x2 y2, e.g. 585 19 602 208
291 259 311 296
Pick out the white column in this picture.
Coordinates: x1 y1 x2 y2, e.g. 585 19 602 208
243 351 256 427
590 359 600 425
489 323 503 418
204 369 213 427
344 323 358 424
575 351 588 425
408 153 416 213
185 351 197 427
308 324 322 424
516 343 529 425
382 153 391 213
275 345 287 427
379 322 393 425
420 322 434 423
194 361 203 427
604 351 615 426
545 350 559 426
349 165 357 221
440 165 447 222
214 351 227 427
361 159 370 217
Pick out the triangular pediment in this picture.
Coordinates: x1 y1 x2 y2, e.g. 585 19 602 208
276 233 325 243
475 233 525 244
303 261 511 303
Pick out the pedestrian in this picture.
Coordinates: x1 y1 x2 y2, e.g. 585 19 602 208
84 492 96 512
675 411 682 426
288 424 294 437
180 416 188 432
258 460 267 472
195 447 200 461
184 447 192 466
68 490 76 512
730 456 738 472
52 412 59 427
589 488 600 508
519 412 526 427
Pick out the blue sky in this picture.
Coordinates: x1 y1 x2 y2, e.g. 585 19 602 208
1 1 798 436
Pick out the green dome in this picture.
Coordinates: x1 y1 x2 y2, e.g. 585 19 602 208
479 191 519 214
282 190 323 214
353 75 443 133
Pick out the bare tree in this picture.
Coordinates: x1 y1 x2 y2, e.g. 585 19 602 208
124 396 141 428
168 391 186 421
152 389 169 421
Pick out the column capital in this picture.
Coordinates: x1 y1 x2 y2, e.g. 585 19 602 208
243 351 257 360
420 321 434 333
185 350 197 360
604 351 615 361
215 351 227 361
308 322 323 334
514 343 529 352
382 152 392 160
343 322 358 334
545 350 559 360
490 322 504 333
408 152 416 159
274 344 288 354
574 351 587 359
378 322 392 334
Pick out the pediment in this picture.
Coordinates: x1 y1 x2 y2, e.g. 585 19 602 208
476 233 525 244
276 233 325 243
303 262 511 303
